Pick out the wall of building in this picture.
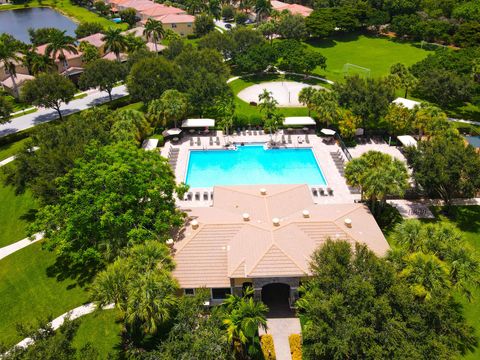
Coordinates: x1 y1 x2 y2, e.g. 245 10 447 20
163 22 193 36
0 64 30 82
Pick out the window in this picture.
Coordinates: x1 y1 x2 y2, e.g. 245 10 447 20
211 288 231 299
184 288 195 296
187 24 191 27
172 23 177 28
63 59 69 68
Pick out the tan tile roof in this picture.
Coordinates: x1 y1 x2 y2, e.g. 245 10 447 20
36 44 81 61
172 185 390 288
140 4 185 17
78 33 105 48
1 74 34 89
271 0 313 17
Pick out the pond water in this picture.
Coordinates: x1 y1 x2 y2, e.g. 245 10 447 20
0 8 77 43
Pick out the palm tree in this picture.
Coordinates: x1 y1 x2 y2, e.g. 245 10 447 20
22 45 56 76
186 0 207 15
102 28 128 62
223 294 268 358
399 252 450 300
143 18 165 53
45 30 78 71
298 86 317 116
147 89 188 128
207 0 222 19
254 0 272 24
391 220 425 253
312 90 339 127
0 35 22 98
125 270 178 335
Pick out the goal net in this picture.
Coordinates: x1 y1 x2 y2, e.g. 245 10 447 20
342 63 371 78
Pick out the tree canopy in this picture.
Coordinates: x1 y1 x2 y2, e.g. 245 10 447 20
30 142 185 281
406 136 480 206
297 239 477 360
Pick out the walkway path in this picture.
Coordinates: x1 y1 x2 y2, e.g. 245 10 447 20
260 317 301 360
0 85 128 138
0 232 43 261
388 198 480 219
13 303 114 350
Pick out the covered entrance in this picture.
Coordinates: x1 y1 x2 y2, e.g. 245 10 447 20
261 283 293 318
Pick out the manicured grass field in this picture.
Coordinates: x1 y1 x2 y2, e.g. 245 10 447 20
0 241 89 347
304 34 434 82
72 309 122 358
0 0 126 29
0 179 37 247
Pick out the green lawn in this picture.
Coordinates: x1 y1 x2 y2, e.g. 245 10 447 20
0 241 89 347
0 179 37 247
304 34 434 82
0 0 127 29
0 138 29 161
72 309 122 358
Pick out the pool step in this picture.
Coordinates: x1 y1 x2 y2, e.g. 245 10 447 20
167 147 180 171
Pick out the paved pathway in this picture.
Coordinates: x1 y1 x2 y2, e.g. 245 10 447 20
0 85 128 137
13 303 114 350
388 198 480 219
0 233 43 261
260 317 301 360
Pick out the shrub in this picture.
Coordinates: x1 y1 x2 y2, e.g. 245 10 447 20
289 334 302 360
261 334 276 360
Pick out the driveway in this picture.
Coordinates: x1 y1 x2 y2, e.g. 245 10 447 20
0 85 128 138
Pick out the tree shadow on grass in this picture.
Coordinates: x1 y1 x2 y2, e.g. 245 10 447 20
430 206 480 235
305 32 362 49
19 208 38 223
45 254 99 289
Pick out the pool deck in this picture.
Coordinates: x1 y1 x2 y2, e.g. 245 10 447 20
161 130 363 207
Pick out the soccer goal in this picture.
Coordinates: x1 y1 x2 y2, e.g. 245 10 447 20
342 63 371 78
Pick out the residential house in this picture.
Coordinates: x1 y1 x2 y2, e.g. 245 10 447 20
78 32 106 55
270 0 313 17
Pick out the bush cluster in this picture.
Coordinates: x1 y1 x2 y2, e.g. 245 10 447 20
289 334 302 360
261 334 276 360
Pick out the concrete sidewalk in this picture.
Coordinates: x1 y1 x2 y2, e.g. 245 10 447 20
0 232 43 261
0 85 128 137
260 317 301 360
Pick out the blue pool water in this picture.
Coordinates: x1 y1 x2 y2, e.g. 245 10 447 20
185 145 327 187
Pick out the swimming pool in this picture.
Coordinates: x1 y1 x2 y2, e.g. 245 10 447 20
185 145 327 187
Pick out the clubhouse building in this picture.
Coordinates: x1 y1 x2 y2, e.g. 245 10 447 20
173 184 389 308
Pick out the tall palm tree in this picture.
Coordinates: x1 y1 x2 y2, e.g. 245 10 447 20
312 90 339 127
207 0 222 19
254 0 272 24
143 19 165 54
298 86 317 116
0 35 22 98
22 45 56 75
45 30 78 71
186 0 207 15
102 28 128 62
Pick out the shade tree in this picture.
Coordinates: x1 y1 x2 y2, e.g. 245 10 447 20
75 22 104 39
405 135 480 206
0 95 13 124
389 62 417 98
126 56 178 103
30 142 186 280
384 103 414 136
194 14 215 37
79 59 126 101
338 109 361 140
21 72 76 121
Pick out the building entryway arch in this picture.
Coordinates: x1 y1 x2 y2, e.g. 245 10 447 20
261 283 293 317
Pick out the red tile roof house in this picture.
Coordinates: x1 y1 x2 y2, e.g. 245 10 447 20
172 185 390 307
78 33 106 55
35 44 84 78
270 0 313 17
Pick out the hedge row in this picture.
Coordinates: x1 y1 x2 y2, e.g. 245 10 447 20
289 334 302 360
261 334 276 360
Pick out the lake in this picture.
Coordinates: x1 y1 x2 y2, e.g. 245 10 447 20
0 8 77 43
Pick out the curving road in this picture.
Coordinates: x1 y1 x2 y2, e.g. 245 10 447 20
0 85 128 138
